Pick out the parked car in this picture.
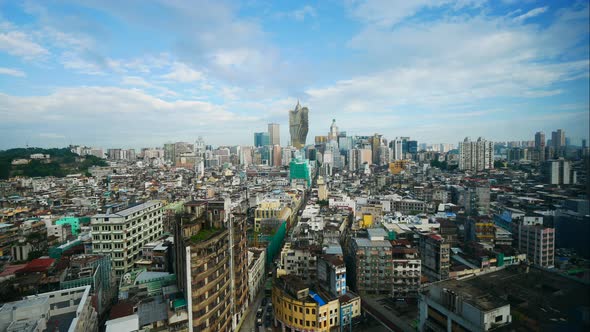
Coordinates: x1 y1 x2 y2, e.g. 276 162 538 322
256 308 263 318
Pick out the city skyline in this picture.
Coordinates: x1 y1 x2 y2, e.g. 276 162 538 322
0 0 589 149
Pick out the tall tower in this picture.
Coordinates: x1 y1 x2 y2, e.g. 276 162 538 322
328 119 339 142
535 131 546 162
289 101 309 149
268 123 280 146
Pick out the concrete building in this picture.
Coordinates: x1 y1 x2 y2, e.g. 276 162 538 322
515 220 555 268
534 131 546 162
289 101 309 149
419 278 511 331
419 233 450 281
268 123 280 146
272 275 360 332
279 242 319 284
173 200 249 332
0 285 98 332
348 230 393 296
247 248 266 303
459 137 494 171
544 159 574 185
391 242 421 299
91 201 164 277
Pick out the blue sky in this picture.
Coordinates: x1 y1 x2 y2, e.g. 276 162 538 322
0 0 588 149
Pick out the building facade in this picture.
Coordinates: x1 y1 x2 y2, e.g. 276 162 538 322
459 137 494 171
91 201 164 277
289 101 309 149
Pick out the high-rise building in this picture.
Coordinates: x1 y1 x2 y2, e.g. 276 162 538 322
328 118 339 142
91 201 164 277
268 123 280 146
390 137 404 161
534 131 546 162
458 137 494 171
254 132 270 147
544 159 573 185
289 101 309 149
419 233 450 281
551 129 565 157
272 144 282 167
174 200 249 331
348 229 393 296
515 219 555 268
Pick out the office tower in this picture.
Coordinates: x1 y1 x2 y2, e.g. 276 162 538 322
551 129 565 157
390 138 403 161
164 143 176 162
174 200 249 331
458 137 494 171
370 133 382 164
544 159 573 185
272 144 282 167
534 131 546 162
254 132 270 147
328 118 339 142
407 140 418 154
419 233 450 281
268 123 280 146
91 201 164 277
289 101 309 149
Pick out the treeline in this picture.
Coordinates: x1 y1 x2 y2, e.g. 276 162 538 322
0 147 107 179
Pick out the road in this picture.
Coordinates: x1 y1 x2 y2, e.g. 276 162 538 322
239 278 273 332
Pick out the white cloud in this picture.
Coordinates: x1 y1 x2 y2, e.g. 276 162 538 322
0 67 26 77
161 62 203 82
514 6 548 22
0 30 49 59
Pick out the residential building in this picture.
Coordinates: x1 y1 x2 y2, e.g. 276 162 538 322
248 248 266 303
91 201 164 277
279 242 319 284
173 199 249 331
515 220 555 268
458 137 494 171
544 159 574 185
419 233 450 281
272 275 360 332
348 230 393 296
391 241 421 299
0 286 98 332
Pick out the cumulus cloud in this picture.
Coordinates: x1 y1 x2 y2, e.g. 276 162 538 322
0 30 49 59
0 67 26 77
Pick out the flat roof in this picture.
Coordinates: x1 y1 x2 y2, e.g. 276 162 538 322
93 200 160 218
354 238 392 248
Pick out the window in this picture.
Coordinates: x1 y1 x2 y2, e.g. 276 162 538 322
495 315 503 323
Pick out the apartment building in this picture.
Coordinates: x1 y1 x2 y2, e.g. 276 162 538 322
348 229 393 296
174 199 249 332
280 241 320 284
391 241 421 299
419 233 450 281
516 223 555 268
91 201 164 277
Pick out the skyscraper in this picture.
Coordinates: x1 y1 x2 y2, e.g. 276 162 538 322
551 129 565 149
328 118 339 142
268 123 280 146
459 137 494 171
535 131 546 162
254 132 270 147
390 137 403 161
289 101 309 149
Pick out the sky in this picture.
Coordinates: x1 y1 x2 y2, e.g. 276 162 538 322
0 0 588 149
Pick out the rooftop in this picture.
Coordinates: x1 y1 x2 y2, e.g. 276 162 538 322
93 200 160 218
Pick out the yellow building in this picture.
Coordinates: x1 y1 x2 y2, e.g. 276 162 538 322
359 214 373 228
389 160 411 174
254 199 283 232
272 275 342 332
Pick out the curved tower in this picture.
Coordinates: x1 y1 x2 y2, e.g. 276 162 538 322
289 101 309 149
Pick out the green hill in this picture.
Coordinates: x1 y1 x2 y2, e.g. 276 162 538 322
0 147 108 179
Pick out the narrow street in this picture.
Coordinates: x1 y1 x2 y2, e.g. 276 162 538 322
239 278 272 332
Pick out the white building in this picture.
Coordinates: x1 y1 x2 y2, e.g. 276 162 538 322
91 201 164 277
419 279 511 331
459 137 494 171
0 286 97 332
247 248 266 302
